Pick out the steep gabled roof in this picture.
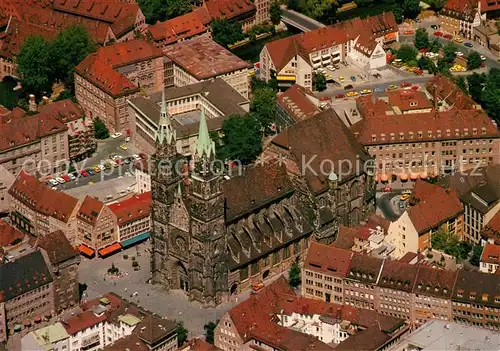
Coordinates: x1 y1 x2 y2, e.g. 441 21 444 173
37 230 77 266
304 242 353 277
109 192 151 226
77 196 105 225
147 8 210 44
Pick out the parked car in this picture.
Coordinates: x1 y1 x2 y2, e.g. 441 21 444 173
387 84 398 90
411 85 420 90
92 166 101 173
62 175 71 182
87 169 95 176
454 36 463 43
80 170 89 177
433 31 443 37
481 55 486 61
346 91 358 97
339 76 345 82
103 162 112 170
71 171 79 179
400 194 410 201
399 201 405 209
132 154 141 161
344 84 354 90
116 159 123 165
430 24 439 30
48 179 59 186
374 87 384 93
97 165 105 171
125 136 131 142
382 187 392 192
67 173 76 181
252 282 265 292
403 30 414 35
124 158 131 165
56 177 66 184
120 144 128 150
400 82 411 88
360 89 372 95
111 132 123 138
443 34 453 40
335 93 345 99
455 51 464 57
319 96 331 101
464 42 473 47
350 76 356 82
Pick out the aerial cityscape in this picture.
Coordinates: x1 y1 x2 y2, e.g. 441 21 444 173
0 0 499 350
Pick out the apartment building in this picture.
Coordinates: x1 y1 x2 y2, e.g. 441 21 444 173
8 171 80 242
134 160 151 194
451 269 500 329
353 76 500 181
109 192 151 248
0 250 55 342
128 79 248 155
302 243 352 304
440 0 481 39
37 231 81 314
387 180 464 258
75 40 164 133
61 293 177 351
276 84 320 127
0 0 146 80
260 12 398 90
301 242 500 330
21 323 70 351
479 243 500 273
39 99 97 161
163 36 251 98
438 165 500 244
203 0 269 32
77 196 118 258
0 106 69 176
482 211 500 245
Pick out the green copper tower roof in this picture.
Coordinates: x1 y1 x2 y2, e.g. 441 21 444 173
195 109 215 159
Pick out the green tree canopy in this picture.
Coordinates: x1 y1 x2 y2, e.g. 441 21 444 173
211 19 245 48
431 230 470 259
176 321 188 347
287 0 300 11
426 0 446 11
415 28 429 50
53 25 96 89
313 72 327 92
467 52 482 70
402 0 420 19
466 72 486 101
397 44 417 62
443 42 458 63
204 320 219 344
250 86 277 131
138 0 191 24
270 1 281 25
288 261 301 288
16 36 55 97
94 117 110 139
455 76 467 91
469 245 483 266
217 114 262 164
428 38 442 53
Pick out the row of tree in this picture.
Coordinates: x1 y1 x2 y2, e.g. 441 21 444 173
17 25 95 97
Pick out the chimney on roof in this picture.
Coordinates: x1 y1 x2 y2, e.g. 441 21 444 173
29 94 37 112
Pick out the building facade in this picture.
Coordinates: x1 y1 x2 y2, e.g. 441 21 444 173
21 323 70 351
440 0 481 39
134 160 151 194
75 40 164 134
479 243 500 273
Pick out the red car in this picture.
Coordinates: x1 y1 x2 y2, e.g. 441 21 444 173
382 187 392 192
414 69 424 75
411 85 420 90
443 34 453 39
335 93 345 99
433 31 443 37
80 170 89 177
400 82 411 88
61 175 71 182
116 158 123 165
404 30 414 35
319 96 331 101
419 48 428 53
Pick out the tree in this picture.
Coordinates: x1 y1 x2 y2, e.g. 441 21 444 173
426 0 446 11
138 0 191 24
16 36 55 97
466 73 486 102
218 114 262 164
176 321 188 347
287 0 300 11
436 57 450 74
313 72 327 92
288 261 301 288
467 51 482 70
443 42 458 63
415 28 429 50
300 0 336 21
355 0 375 6
431 230 470 259
270 1 281 25
428 38 442 53
94 118 110 139
250 86 277 131
204 320 219 344
469 245 483 266
455 76 467 92
53 25 96 89
392 5 403 23
211 19 245 48
319 2 339 25
418 56 436 73
402 0 420 19
397 44 417 62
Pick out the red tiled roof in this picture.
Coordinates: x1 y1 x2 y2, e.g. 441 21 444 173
444 0 478 11
0 219 24 247
332 225 358 250
276 85 320 123
387 90 433 112
347 253 384 285
407 180 463 234
426 74 475 110
480 0 500 12
37 230 77 265
9 171 79 223
63 310 107 335
481 243 500 265
482 211 500 245
109 192 151 226
78 196 104 225
163 36 251 80
0 105 68 152
148 8 211 44
379 259 419 292
96 39 164 68
182 339 222 351
203 0 256 21
304 242 353 277
38 99 85 123
413 265 458 299
398 252 426 264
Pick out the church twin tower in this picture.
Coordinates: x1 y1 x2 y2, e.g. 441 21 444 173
150 91 228 306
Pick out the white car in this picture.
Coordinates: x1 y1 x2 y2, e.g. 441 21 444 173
98 165 106 171
56 177 65 184
480 55 486 61
48 179 59 186
125 136 131 142
132 154 141 160
455 51 464 57
67 173 76 181
327 65 335 71
110 160 118 167
111 132 123 139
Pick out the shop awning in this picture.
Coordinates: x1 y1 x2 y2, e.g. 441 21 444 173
420 172 428 179
410 173 418 180
380 174 389 182
98 243 122 257
276 75 296 82
121 232 150 248
400 173 409 181
79 244 95 257
375 174 381 182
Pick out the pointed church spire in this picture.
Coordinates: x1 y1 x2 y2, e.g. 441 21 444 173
156 90 176 145
195 110 215 159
